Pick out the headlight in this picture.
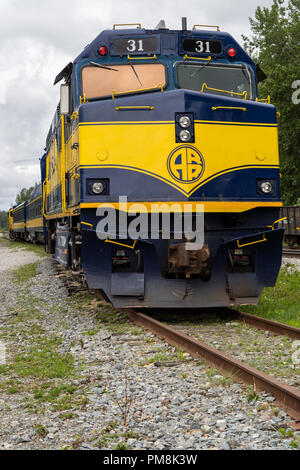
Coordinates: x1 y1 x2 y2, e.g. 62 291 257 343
92 182 104 194
179 115 191 128
260 181 273 194
179 129 191 142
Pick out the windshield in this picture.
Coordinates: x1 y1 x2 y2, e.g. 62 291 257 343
177 63 253 100
82 63 166 99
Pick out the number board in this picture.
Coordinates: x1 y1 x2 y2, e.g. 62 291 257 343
182 38 223 55
113 37 158 55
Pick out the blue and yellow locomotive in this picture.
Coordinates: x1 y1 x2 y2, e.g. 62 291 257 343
14 19 285 308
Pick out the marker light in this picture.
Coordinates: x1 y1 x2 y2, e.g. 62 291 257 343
98 45 108 56
179 130 191 142
179 115 191 128
227 47 237 58
92 182 104 194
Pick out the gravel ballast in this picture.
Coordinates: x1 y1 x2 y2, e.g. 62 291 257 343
0 244 299 450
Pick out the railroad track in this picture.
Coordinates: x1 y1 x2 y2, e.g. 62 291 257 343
94 286 300 427
282 247 300 259
125 309 300 430
56 263 300 431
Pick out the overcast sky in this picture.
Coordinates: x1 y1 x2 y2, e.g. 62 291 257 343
0 0 275 210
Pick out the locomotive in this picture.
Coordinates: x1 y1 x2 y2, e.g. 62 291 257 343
10 19 285 308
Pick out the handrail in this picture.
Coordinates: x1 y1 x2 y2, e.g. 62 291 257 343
113 23 141 29
127 54 157 60
112 83 164 99
256 96 271 104
183 55 211 62
237 234 267 248
105 237 137 249
115 106 154 111
267 217 287 230
81 221 93 229
201 83 247 100
193 24 220 31
212 106 246 112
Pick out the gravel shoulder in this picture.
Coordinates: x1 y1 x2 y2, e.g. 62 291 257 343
0 243 41 272
0 245 299 450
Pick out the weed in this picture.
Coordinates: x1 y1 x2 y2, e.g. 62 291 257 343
12 262 38 283
246 386 260 402
59 412 78 420
33 423 48 438
206 368 216 378
278 428 294 438
83 328 99 336
113 442 131 450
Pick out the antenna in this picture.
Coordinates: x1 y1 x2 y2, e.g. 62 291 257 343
182 17 187 30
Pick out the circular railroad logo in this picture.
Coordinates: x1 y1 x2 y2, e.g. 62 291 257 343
167 145 205 184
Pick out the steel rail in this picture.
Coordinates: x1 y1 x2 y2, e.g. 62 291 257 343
125 309 300 430
282 248 300 259
225 309 300 340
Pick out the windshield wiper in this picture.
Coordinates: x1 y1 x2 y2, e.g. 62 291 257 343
89 61 119 72
190 60 211 79
127 57 142 86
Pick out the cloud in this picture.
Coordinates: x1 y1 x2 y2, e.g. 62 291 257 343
0 0 274 210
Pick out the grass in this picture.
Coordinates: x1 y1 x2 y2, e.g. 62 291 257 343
242 267 300 327
0 335 75 379
12 262 38 283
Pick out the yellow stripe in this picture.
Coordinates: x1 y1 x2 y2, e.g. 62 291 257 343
26 218 43 228
45 212 69 220
80 201 283 213
12 222 25 229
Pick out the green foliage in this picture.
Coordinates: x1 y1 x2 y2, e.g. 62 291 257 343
243 267 300 327
15 186 35 205
0 211 8 230
243 0 300 204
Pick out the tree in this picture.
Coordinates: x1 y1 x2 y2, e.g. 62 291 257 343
243 0 300 205
15 186 34 205
0 211 8 230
